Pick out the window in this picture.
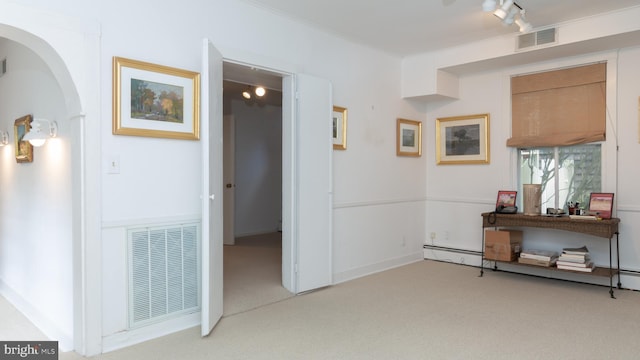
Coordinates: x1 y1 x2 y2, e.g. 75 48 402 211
518 144 601 211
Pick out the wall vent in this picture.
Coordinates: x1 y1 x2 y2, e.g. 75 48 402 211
128 222 200 328
517 28 557 51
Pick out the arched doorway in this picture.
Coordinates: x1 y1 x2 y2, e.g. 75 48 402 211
0 3 101 355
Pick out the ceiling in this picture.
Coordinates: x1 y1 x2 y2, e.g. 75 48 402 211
240 0 640 57
224 0 640 103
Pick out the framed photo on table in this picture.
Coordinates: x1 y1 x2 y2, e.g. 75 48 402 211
112 57 200 140
436 114 489 165
588 192 614 219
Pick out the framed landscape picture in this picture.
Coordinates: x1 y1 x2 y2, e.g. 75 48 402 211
436 113 490 165
332 106 347 150
396 118 422 157
112 57 200 140
14 114 33 163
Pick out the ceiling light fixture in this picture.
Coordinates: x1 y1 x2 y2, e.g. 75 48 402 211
242 86 252 99
23 118 57 147
483 0 533 33
254 86 266 97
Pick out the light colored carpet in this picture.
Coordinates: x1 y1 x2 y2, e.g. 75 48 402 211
64 260 640 359
223 232 293 316
7 259 640 359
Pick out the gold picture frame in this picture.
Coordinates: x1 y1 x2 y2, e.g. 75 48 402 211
112 57 200 140
14 114 33 163
396 118 422 157
436 113 490 165
332 106 347 150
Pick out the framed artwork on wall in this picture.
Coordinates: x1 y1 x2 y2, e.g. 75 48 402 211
332 106 347 150
112 56 201 140
396 118 422 157
436 113 490 165
14 114 33 163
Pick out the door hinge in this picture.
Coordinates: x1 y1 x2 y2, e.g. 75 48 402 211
294 263 299 273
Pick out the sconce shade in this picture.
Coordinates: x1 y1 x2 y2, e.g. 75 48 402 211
22 118 57 147
0 130 8 146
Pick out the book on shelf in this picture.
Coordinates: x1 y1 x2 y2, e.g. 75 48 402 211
557 262 596 273
557 255 590 263
519 249 559 261
518 256 557 267
556 260 592 268
562 245 589 256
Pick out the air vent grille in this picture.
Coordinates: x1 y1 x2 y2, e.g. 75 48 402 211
517 28 557 50
128 222 200 328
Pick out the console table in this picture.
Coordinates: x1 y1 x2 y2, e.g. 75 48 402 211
480 212 620 298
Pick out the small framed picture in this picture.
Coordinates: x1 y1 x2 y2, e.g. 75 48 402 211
112 57 200 140
436 113 490 165
496 190 517 208
332 106 347 150
588 192 614 219
396 118 422 157
14 114 33 163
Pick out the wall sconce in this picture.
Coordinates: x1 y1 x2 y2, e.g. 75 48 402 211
23 118 57 147
0 130 8 146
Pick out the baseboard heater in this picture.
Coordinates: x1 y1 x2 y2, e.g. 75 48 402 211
128 222 201 328
423 244 481 256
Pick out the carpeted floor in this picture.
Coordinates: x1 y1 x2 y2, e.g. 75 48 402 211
7 256 640 359
223 232 293 316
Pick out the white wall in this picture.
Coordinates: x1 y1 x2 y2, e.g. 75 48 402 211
0 39 74 348
71 0 427 349
423 46 640 288
231 99 283 236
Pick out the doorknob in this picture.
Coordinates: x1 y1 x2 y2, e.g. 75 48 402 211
209 194 215 200
225 183 234 188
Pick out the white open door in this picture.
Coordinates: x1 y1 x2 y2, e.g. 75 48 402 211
201 38 224 336
295 74 333 293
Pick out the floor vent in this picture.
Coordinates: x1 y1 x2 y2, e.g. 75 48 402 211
128 222 200 328
517 28 557 51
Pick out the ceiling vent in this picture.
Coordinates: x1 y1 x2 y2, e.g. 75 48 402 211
516 28 557 51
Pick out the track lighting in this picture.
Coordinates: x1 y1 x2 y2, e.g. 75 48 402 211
482 0 497 12
241 85 267 100
515 10 532 32
482 0 533 33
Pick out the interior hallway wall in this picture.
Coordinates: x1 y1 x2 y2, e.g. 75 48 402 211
231 98 282 237
0 38 74 348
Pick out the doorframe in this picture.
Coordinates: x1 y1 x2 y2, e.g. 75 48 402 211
221 59 297 293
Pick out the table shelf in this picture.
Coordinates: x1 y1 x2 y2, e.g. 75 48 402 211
480 212 620 298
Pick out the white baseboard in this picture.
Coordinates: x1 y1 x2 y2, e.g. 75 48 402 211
0 279 73 351
102 312 200 353
333 252 423 284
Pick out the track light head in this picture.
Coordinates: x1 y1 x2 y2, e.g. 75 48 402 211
493 0 514 20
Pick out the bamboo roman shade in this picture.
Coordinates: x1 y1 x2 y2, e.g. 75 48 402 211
507 63 606 148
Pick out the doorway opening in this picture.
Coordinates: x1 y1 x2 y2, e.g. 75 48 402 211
221 63 293 315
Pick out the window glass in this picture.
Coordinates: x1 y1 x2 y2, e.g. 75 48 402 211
518 144 601 211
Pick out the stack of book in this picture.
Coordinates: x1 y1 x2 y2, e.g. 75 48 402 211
556 246 595 272
518 249 559 267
